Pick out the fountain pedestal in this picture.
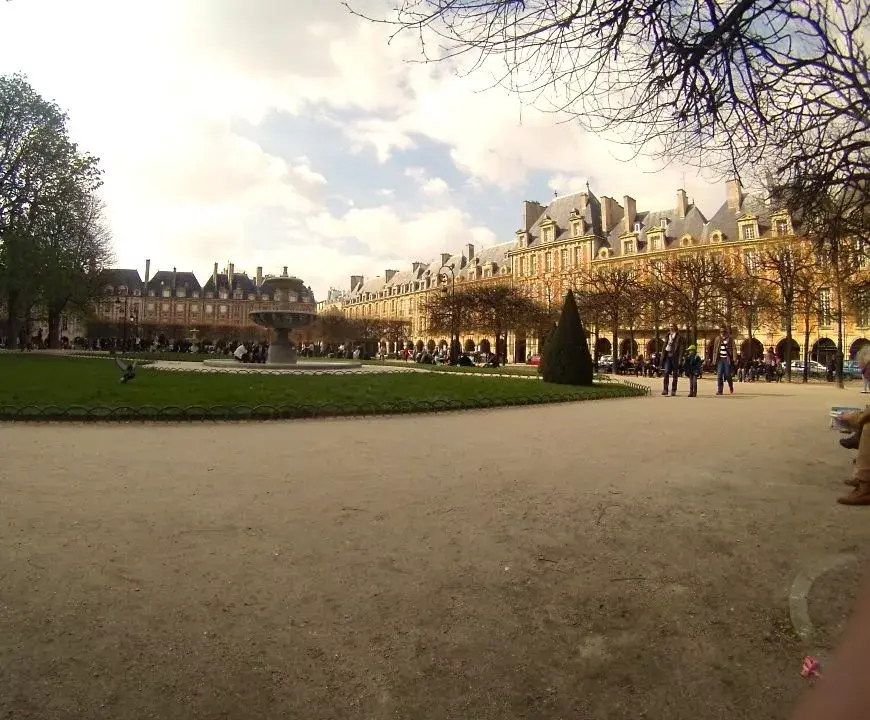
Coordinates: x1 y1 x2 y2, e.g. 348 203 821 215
268 327 297 364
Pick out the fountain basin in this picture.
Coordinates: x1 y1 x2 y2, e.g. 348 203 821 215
249 310 315 330
202 358 362 370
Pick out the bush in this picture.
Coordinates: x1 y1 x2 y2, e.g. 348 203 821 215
541 290 594 386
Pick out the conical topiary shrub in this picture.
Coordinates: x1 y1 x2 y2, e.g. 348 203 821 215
537 322 557 376
542 290 594 385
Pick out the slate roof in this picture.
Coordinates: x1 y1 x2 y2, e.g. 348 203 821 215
703 191 771 242
147 270 202 295
606 204 708 256
202 272 256 296
100 268 143 291
345 241 514 302
525 190 603 247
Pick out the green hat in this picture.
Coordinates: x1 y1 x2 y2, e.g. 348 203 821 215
688 344 697 352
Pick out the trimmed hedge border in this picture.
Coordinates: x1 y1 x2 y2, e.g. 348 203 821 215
0 380 649 422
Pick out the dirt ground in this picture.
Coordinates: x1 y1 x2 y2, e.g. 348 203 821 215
1 377 869 720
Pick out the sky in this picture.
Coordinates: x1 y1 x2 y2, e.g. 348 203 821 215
0 0 729 301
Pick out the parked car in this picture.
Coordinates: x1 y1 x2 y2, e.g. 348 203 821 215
527 354 541 366
597 355 614 372
843 360 863 379
782 359 827 378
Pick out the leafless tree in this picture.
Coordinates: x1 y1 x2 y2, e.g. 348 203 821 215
651 254 727 347
742 239 817 381
722 267 777 361
349 0 869 208
574 265 638 362
464 283 549 361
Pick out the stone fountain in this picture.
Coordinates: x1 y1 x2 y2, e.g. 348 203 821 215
203 267 360 371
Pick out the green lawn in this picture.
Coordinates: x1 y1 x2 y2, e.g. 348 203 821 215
0 354 646 420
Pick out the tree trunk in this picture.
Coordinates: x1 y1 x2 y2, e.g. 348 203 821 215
836 273 845 389
803 314 811 384
785 315 794 382
47 309 62 349
6 290 21 349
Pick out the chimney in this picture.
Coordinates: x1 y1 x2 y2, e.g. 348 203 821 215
282 265 288 277
350 275 363 291
412 261 425 274
227 262 234 289
213 262 218 292
385 269 398 283
623 195 637 233
172 266 177 292
256 266 263 287
465 244 475 261
676 189 689 219
522 200 546 232
726 178 743 211
440 253 452 267
600 196 624 233
144 258 151 285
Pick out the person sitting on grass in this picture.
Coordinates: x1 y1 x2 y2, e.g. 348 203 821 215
682 344 703 397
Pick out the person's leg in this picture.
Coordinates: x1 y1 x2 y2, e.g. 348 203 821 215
690 375 697 396
716 360 725 394
670 359 679 395
727 361 734 392
839 426 870 504
662 358 671 395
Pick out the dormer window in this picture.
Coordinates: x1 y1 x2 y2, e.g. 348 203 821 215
660 218 667 229
775 219 788 236
650 234 663 252
741 225 756 240
710 231 723 243
219 290 228 299
176 288 185 298
623 239 635 255
634 221 642 233
598 247 610 259
542 226 554 243
162 286 171 298
572 220 581 237
679 234 693 248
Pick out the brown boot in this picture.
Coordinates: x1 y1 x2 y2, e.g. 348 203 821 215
837 482 870 505
844 477 859 487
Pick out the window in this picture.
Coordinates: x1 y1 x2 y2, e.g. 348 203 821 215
855 238 869 269
175 303 184 313
545 252 552 271
219 304 228 315
519 257 526 276
819 288 832 326
623 239 635 255
62 317 69 332
650 235 662 251
775 219 789 236
192 291 200 298
162 287 171 297
146 302 155 312
858 305 870 327
542 226 554 243
530 255 538 274
161 302 170 312
741 224 756 240
573 247 582 266
219 290 228 299
660 218 668 229
634 221 642 233
176 288 185 297
743 250 758 273
234 289 243 299
560 248 568 268
572 221 580 237
191 305 199 314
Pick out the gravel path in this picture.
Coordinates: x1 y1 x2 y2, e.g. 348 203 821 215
1 379 868 719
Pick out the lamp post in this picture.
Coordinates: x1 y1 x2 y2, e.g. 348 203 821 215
129 304 139 348
438 262 457 364
115 290 129 349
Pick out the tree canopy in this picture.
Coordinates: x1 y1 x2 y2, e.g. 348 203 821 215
0 73 111 347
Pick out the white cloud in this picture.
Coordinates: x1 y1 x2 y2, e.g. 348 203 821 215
0 0 726 301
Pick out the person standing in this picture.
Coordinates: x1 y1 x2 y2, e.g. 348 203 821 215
711 326 735 395
682 344 703 397
661 323 686 396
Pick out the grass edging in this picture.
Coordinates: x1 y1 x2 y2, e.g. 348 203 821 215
0 383 647 422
